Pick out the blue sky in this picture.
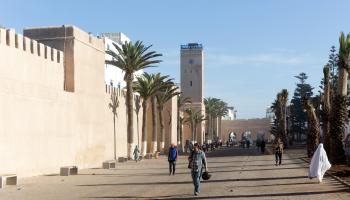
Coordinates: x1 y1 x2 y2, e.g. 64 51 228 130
1 0 350 118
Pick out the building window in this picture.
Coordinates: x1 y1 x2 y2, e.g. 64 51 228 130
190 81 192 86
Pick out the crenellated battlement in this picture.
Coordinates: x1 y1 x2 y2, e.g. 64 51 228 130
0 27 63 63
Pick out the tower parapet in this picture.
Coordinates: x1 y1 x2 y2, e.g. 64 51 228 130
23 25 104 93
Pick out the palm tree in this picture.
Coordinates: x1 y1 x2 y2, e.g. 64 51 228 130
179 116 185 151
184 108 205 143
150 73 171 153
271 90 288 144
302 97 320 157
330 32 350 163
279 89 289 145
321 66 331 154
205 98 228 142
177 95 191 151
270 97 281 140
151 95 158 153
106 41 162 159
133 73 160 156
156 83 180 151
204 97 220 142
135 96 141 148
184 108 196 142
212 100 229 140
108 90 119 160
194 112 206 144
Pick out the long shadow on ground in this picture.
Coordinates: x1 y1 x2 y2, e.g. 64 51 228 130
77 176 308 187
76 166 307 178
86 189 350 199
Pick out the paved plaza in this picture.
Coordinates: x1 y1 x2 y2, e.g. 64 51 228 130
0 147 349 200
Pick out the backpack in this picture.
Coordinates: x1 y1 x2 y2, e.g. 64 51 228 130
169 147 177 161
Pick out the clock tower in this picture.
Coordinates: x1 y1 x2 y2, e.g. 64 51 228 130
180 43 206 144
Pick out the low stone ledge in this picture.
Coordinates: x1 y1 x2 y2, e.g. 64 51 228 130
144 153 153 159
102 160 117 169
60 166 78 176
118 157 128 163
0 174 17 188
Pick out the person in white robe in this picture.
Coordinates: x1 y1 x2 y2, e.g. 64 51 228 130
309 143 331 183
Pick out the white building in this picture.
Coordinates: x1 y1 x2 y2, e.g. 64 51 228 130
222 106 235 120
100 32 143 88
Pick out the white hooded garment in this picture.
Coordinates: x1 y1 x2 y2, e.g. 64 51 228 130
308 143 331 182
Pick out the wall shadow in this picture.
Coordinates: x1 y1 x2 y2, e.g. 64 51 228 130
86 189 350 199
208 157 305 164
77 175 307 187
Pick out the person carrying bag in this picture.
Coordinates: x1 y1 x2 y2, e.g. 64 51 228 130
188 143 208 196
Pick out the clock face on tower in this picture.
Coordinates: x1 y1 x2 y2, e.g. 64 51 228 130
188 59 193 64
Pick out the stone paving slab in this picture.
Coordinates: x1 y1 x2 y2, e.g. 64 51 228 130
0 147 349 199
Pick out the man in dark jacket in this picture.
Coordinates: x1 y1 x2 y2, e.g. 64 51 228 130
188 143 208 196
168 144 178 175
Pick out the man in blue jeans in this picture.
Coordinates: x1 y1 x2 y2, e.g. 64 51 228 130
189 143 208 196
168 144 178 175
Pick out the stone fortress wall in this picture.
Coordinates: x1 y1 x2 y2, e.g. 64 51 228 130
0 25 177 177
221 118 271 142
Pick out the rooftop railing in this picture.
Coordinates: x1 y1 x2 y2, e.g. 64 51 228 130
181 43 203 49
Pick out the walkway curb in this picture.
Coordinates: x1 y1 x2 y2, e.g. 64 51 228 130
300 157 350 189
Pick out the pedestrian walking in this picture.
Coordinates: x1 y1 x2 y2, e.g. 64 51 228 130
202 143 206 152
246 139 251 148
168 143 178 175
309 143 331 183
133 145 140 162
188 141 194 154
260 139 266 154
274 139 284 165
188 143 208 196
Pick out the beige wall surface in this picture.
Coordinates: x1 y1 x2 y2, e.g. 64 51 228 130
0 26 145 177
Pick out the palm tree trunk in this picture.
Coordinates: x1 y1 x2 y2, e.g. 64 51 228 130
304 101 320 157
113 115 116 160
159 106 165 151
330 68 348 163
141 100 148 156
151 96 158 153
177 109 180 147
126 78 134 159
207 114 211 143
194 122 198 144
337 68 348 96
191 120 195 143
212 117 215 141
323 77 331 155
213 117 217 139
218 117 222 140
180 122 184 152
136 113 140 148
283 106 287 146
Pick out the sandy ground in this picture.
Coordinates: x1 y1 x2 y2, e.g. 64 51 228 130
0 147 349 200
